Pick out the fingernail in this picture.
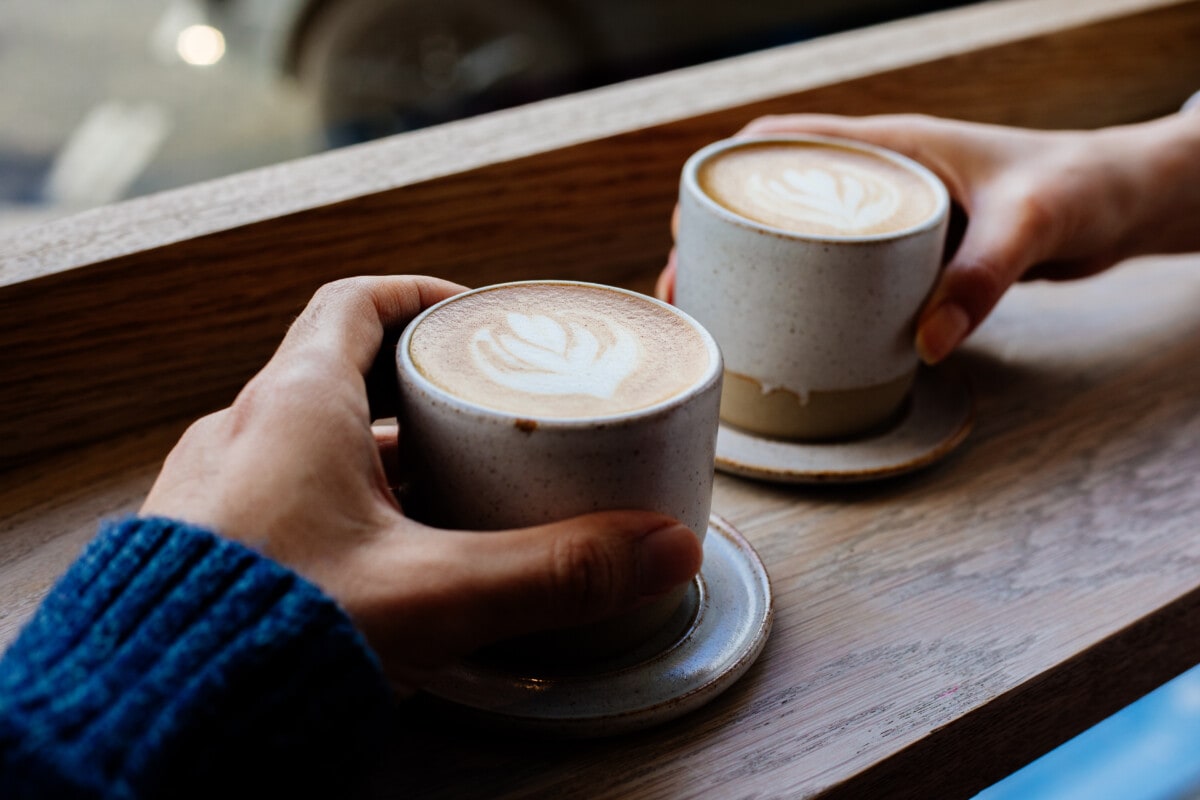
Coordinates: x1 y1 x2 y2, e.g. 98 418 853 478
916 302 970 365
637 524 702 596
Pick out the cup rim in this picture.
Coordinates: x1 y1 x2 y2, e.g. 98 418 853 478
682 133 951 243
397 279 724 427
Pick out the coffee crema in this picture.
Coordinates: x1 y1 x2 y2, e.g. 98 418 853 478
697 141 940 237
408 283 714 417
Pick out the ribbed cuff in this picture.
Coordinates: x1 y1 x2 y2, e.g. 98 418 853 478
0 516 393 799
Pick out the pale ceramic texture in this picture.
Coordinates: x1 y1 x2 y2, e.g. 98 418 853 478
715 367 975 483
420 514 774 737
675 134 950 399
396 281 724 540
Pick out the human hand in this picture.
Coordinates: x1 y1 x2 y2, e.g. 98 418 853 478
658 111 1200 363
141 276 702 693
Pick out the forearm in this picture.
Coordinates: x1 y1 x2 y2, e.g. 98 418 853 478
0 517 394 799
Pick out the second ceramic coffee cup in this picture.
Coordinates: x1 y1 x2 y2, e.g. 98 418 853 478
396 280 723 661
674 134 950 440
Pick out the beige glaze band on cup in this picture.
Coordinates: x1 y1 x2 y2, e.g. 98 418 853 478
396 281 724 661
674 135 950 441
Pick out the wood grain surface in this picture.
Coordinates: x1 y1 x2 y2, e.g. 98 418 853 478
350 255 1200 799
2 0 1200 797
2 254 1197 798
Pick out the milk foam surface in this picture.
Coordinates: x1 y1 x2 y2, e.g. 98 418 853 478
409 284 713 417
698 142 939 236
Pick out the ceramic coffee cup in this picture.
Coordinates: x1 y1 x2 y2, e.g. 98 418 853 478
674 134 950 441
396 280 723 660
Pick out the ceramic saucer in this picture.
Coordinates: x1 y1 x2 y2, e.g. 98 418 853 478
715 367 974 484
420 514 772 737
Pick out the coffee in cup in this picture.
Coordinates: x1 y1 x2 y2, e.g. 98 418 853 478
397 280 723 659
675 135 950 440
407 281 714 424
697 140 941 236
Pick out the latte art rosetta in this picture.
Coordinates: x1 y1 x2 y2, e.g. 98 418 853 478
470 312 638 398
696 141 940 237
746 165 900 232
407 283 714 417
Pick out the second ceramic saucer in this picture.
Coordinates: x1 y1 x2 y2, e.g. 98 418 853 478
715 367 974 484
420 514 772 737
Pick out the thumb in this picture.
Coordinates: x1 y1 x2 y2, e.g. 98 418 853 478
361 511 704 685
466 511 703 643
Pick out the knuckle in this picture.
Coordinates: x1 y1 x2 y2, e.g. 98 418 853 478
293 277 374 328
222 386 264 437
165 410 229 459
183 409 226 439
226 364 323 432
1013 191 1060 245
743 114 780 131
313 276 370 302
892 112 935 131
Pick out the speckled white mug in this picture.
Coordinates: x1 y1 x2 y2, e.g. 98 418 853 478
675 135 950 440
396 280 723 660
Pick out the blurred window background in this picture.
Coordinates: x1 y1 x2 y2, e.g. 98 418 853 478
0 0 977 236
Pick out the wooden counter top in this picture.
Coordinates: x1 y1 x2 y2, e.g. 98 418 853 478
375 253 1200 797
3 0 1200 796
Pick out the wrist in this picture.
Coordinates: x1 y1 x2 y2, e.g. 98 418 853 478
1105 112 1200 257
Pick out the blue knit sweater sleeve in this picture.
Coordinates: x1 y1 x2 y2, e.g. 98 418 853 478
0 516 395 799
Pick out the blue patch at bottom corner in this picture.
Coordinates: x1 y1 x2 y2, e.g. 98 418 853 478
975 664 1200 800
